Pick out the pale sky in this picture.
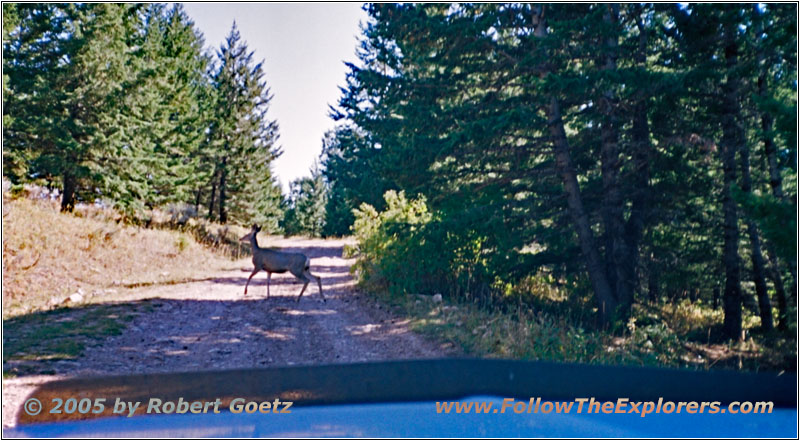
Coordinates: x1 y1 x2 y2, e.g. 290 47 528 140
182 3 368 192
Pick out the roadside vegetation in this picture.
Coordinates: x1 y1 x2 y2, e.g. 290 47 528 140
374 282 794 372
348 191 795 372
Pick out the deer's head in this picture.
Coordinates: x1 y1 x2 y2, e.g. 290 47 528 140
240 224 261 242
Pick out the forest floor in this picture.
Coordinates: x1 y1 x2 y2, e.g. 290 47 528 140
2 237 459 428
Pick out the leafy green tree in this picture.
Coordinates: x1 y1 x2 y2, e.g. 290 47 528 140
335 4 656 322
668 3 797 336
96 4 213 216
2 3 21 180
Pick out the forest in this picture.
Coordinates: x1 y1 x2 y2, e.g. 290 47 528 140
3 3 797 367
4 3 284 228
320 3 797 347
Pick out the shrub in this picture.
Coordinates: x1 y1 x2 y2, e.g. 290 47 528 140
351 190 494 301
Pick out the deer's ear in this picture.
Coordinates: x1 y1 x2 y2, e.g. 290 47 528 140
254 224 261 232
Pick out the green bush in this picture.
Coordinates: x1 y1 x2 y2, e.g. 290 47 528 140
351 190 495 301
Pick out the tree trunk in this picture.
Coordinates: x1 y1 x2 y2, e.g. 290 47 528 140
761 107 783 201
647 259 659 304
533 6 617 324
720 28 743 341
549 96 618 323
745 226 771 330
194 188 202 214
207 171 218 221
621 5 653 312
60 172 77 212
598 4 633 314
739 137 773 331
759 69 797 305
218 157 228 224
753 2 797 306
765 246 789 331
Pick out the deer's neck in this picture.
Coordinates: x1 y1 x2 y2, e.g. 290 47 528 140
250 234 261 251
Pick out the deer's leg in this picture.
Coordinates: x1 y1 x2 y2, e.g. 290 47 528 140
244 269 259 296
307 270 325 302
266 272 272 299
296 280 310 303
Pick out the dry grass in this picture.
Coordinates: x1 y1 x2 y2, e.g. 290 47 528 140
369 289 795 372
2 197 232 318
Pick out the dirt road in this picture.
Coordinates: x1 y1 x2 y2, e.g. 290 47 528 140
2 237 457 427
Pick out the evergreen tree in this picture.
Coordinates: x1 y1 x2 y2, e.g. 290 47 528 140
101 4 212 215
319 125 390 236
4 4 136 211
205 23 282 227
668 3 796 337
283 164 328 237
2 3 22 181
328 3 796 331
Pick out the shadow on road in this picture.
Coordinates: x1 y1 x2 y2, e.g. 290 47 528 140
3 283 415 380
214 275 354 289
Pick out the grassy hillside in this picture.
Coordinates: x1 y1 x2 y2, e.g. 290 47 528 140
2 196 237 318
2 194 245 376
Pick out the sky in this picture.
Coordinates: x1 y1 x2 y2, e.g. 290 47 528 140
181 3 368 192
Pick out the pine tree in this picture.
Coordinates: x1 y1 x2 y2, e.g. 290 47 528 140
328 3 796 331
4 4 136 211
103 4 212 215
319 125 390 236
283 164 328 237
205 23 282 227
2 3 22 181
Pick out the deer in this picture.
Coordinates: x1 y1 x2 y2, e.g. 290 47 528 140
239 224 325 302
